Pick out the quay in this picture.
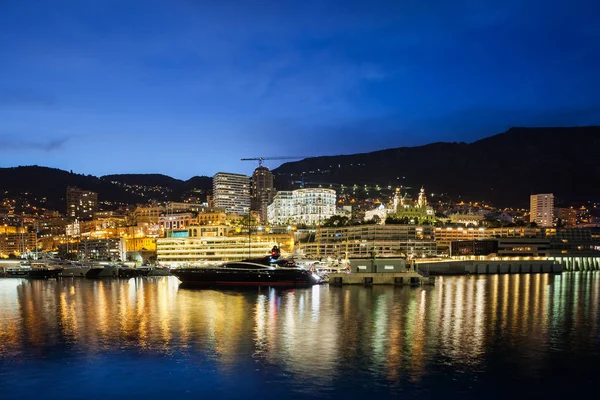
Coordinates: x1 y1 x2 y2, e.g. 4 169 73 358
416 259 562 275
327 257 564 285
328 271 434 286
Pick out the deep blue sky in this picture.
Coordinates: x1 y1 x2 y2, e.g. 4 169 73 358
1 0 599 179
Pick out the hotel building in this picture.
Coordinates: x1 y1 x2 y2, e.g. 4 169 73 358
267 188 336 226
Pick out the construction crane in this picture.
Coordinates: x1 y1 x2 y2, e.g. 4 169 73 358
240 156 307 168
293 177 339 189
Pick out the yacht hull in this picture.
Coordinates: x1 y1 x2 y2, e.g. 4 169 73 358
59 267 91 278
171 267 315 288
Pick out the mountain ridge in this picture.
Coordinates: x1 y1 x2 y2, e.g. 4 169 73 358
1 126 599 210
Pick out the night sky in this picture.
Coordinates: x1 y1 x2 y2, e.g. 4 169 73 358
1 0 599 178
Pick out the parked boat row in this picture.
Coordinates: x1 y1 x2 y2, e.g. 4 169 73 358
2 262 63 279
1 261 171 279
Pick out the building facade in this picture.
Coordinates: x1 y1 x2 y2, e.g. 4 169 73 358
251 166 274 224
213 172 251 215
66 187 98 220
156 236 279 265
557 207 577 227
0 232 37 257
267 188 336 226
530 193 554 227
299 225 436 259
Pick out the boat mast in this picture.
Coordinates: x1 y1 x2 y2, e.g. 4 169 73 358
34 222 38 260
247 213 251 258
317 195 321 260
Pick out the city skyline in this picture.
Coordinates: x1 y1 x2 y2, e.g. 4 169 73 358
1 0 600 178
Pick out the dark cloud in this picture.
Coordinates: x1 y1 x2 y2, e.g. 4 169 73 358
0 136 69 151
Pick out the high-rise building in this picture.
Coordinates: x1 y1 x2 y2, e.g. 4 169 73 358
212 172 251 215
530 193 554 227
251 166 274 223
66 186 98 220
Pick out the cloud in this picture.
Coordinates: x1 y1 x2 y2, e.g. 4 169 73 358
0 136 69 152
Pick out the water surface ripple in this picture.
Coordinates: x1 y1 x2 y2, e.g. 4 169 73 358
1 273 599 399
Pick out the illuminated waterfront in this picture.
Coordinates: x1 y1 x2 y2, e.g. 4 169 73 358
1 274 599 399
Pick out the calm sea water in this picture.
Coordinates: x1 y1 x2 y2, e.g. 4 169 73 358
1 273 599 399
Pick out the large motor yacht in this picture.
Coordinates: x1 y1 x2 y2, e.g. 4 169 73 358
171 247 320 288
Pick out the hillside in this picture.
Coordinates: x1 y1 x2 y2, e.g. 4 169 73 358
273 127 600 206
0 167 214 212
0 166 144 212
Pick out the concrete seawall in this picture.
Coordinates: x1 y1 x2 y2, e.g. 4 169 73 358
417 259 562 275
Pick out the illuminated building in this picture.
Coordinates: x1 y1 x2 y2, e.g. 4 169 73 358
197 209 227 225
66 187 98 220
267 188 336 226
159 212 195 232
497 238 550 257
392 187 435 224
213 172 251 215
58 238 126 261
125 237 157 252
267 191 294 225
434 227 492 249
186 225 229 237
156 236 279 265
530 193 554 227
133 205 165 224
364 204 393 223
448 212 484 226
450 240 498 256
557 207 577 227
0 232 36 257
300 225 436 258
251 166 274 224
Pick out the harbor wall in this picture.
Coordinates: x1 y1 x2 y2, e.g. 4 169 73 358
417 259 562 275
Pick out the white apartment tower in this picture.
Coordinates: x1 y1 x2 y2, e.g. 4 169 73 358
530 193 554 227
213 172 251 215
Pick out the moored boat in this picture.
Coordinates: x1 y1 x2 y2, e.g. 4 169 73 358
171 261 319 287
171 247 320 288
5 262 63 279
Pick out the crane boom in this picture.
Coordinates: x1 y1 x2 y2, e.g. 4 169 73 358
241 156 307 168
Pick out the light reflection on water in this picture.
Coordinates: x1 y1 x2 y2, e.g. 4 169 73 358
0 273 599 399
